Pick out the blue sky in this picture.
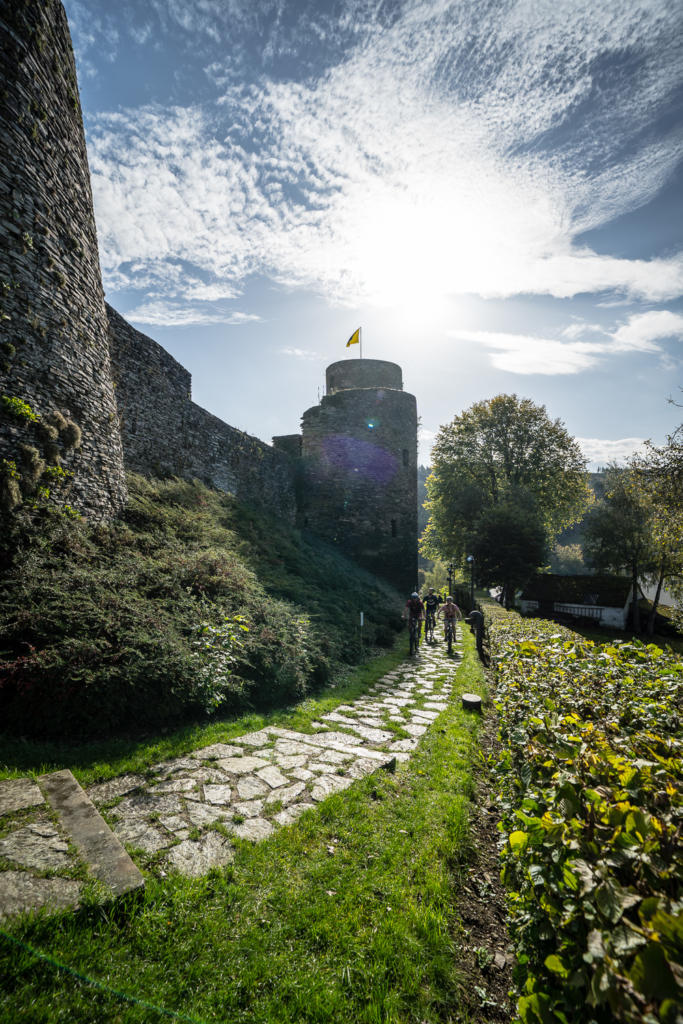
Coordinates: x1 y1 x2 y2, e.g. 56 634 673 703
63 0 683 467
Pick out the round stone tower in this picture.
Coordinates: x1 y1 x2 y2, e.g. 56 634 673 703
0 0 126 518
301 358 418 593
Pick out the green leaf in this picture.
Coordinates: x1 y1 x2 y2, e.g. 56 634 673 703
610 923 647 957
544 954 570 979
630 942 679 1001
596 880 630 924
509 830 529 854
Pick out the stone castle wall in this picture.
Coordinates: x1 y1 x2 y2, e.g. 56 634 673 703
301 362 418 593
0 0 126 518
107 307 297 520
0 0 415 585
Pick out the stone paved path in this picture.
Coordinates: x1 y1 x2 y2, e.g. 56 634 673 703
0 631 462 918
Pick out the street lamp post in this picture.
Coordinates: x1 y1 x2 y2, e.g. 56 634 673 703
446 559 456 596
466 555 475 608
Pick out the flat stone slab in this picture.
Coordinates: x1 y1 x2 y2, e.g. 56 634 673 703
347 758 383 780
311 775 354 801
40 770 144 898
0 823 71 872
314 749 352 765
0 778 44 816
165 833 234 877
0 871 81 920
256 766 289 789
236 775 269 800
403 723 428 737
114 820 169 855
273 739 320 757
235 730 272 747
110 792 184 820
233 818 274 842
153 777 200 794
191 743 243 760
389 739 419 752
274 803 315 826
87 774 145 805
203 784 233 806
265 782 306 807
185 802 228 827
216 756 269 775
233 799 264 818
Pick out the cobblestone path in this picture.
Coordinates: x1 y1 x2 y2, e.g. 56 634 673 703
0 631 462 919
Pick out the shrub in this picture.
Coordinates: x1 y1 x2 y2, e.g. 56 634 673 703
490 614 683 1024
0 475 401 738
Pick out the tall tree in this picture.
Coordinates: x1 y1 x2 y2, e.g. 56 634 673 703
422 396 591 590
582 465 657 634
469 499 547 608
629 424 683 634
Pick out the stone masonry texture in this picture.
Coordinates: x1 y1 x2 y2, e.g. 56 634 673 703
300 360 418 593
107 306 297 520
0 0 126 518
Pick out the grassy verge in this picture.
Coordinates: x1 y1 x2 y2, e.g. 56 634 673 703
0 644 408 786
0 644 491 1024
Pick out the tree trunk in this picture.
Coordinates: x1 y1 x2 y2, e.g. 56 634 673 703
632 562 641 633
646 563 665 637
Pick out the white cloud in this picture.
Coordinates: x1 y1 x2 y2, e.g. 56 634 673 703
611 311 683 352
577 437 648 469
126 301 261 326
84 0 683 310
449 309 683 375
448 329 604 375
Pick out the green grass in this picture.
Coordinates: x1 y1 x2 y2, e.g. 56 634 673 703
0 645 407 786
0 635 490 1024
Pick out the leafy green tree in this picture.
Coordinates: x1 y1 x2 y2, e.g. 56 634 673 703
550 543 587 575
422 395 591 594
469 500 547 607
582 465 658 633
629 423 683 633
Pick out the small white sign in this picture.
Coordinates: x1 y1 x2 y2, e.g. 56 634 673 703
360 611 364 626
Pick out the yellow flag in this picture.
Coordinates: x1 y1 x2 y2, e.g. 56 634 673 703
346 327 360 347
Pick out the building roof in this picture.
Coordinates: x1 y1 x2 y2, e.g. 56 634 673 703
520 574 633 608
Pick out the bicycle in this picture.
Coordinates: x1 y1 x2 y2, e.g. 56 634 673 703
425 608 436 642
408 616 421 656
444 618 456 655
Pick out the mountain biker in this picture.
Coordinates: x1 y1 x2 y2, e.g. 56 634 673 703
437 596 461 627
422 588 441 638
403 591 425 637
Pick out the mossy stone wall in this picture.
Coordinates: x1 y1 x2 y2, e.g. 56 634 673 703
0 0 126 518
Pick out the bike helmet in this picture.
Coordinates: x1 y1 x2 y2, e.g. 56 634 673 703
445 595 453 601
411 592 419 599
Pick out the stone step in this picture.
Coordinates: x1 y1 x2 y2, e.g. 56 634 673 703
40 769 144 898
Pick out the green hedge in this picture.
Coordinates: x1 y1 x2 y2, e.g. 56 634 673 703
489 613 682 1024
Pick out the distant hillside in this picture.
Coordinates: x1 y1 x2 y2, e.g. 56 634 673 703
0 475 403 739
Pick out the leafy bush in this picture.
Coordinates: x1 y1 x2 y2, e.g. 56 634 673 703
0 475 401 738
489 613 682 1024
